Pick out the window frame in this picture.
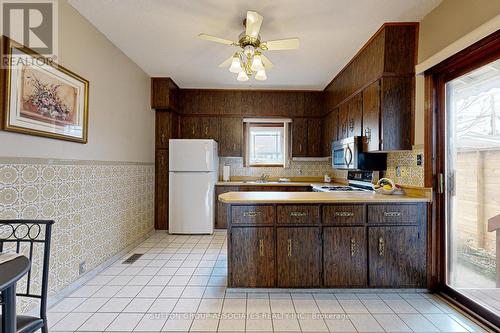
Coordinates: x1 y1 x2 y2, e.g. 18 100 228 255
243 119 291 168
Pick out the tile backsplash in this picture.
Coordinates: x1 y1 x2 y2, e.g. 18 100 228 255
385 147 425 187
220 147 425 187
219 157 345 179
0 158 154 312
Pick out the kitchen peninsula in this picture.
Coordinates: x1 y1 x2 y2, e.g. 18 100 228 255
219 191 430 289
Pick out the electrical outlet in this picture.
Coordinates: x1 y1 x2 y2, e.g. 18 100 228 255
416 154 423 166
395 166 401 177
79 261 86 275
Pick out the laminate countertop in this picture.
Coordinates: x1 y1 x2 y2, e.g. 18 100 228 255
218 191 431 204
215 181 329 187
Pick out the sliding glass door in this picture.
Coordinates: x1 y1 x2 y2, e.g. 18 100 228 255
445 59 500 319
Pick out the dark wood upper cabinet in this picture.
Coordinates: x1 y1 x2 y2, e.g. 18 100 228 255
230 227 276 287
155 149 169 230
362 81 381 152
307 118 322 157
368 226 425 287
200 117 220 141
347 93 363 137
292 118 308 157
338 103 349 140
322 109 338 156
180 116 201 139
379 76 413 151
323 227 367 287
277 227 321 287
219 117 242 157
151 78 179 110
324 23 417 109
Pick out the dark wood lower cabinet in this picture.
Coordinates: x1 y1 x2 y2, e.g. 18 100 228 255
368 226 425 287
230 227 275 287
226 203 427 288
277 227 321 287
323 227 367 287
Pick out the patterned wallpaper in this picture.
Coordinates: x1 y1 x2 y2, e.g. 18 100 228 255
385 147 425 187
0 158 154 312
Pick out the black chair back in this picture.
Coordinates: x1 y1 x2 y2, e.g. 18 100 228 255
0 220 54 322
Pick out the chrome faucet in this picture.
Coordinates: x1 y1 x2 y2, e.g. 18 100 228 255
258 173 269 183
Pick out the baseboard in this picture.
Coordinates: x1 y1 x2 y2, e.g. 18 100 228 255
31 229 156 314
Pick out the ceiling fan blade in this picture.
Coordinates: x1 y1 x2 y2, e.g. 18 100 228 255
261 38 300 50
198 33 235 45
260 54 274 69
218 55 234 68
246 11 263 38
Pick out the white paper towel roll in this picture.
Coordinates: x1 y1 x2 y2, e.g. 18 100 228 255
223 165 230 182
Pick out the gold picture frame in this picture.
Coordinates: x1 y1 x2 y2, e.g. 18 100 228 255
1 37 89 143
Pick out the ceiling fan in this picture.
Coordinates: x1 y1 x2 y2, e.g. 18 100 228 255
198 11 300 81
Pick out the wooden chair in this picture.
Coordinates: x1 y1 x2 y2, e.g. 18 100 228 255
0 220 54 333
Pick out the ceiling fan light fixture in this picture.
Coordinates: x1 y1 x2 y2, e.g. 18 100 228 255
229 53 242 73
255 69 267 81
251 52 264 71
237 71 249 81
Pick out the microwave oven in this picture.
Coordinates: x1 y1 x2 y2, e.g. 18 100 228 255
332 137 387 170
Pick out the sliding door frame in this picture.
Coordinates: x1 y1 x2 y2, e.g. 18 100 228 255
424 29 500 329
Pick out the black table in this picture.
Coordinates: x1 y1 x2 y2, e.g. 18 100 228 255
0 254 31 333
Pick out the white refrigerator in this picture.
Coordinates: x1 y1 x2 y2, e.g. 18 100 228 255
168 139 218 234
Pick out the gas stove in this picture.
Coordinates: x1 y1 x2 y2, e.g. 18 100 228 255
315 185 367 192
312 171 379 192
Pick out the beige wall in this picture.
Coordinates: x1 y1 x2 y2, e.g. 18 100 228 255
413 0 500 146
0 0 154 163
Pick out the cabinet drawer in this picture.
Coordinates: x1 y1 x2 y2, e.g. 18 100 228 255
323 205 365 224
277 205 320 225
232 205 275 225
367 204 419 224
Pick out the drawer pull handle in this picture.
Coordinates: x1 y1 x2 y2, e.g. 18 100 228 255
259 239 264 257
378 237 385 257
384 211 402 217
290 211 307 217
287 239 292 257
243 211 259 217
335 212 354 217
350 238 357 257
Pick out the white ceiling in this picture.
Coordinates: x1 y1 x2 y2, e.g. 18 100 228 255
68 0 442 90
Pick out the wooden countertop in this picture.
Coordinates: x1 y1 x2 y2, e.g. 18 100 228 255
218 191 431 204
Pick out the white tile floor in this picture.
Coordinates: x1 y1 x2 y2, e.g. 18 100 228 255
46 231 488 332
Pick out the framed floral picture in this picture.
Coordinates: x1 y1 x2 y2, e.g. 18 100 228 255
1 38 89 143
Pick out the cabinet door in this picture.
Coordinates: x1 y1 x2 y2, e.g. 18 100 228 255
200 117 220 141
230 227 275 287
219 117 242 156
362 81 381 151
292 118 308 157
307 118 322 157
322 109 338 156
323 227 367 287
338 103 349 139
155 149 169 230
348 93 363 137
215 186 237 229
368 226 425 287
180 116 200 139
277 227 321 287
156 112 171 149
